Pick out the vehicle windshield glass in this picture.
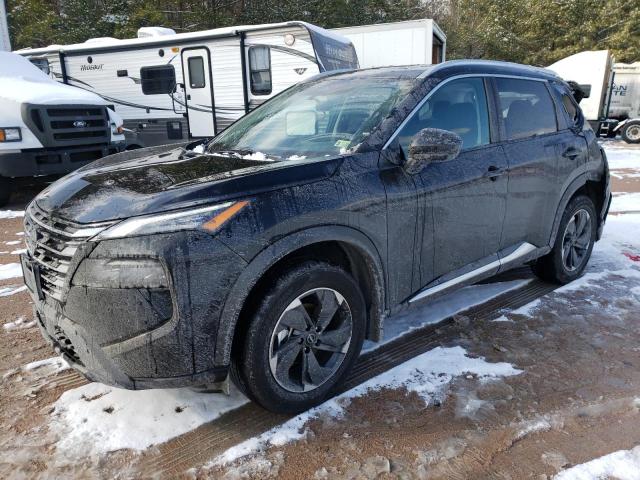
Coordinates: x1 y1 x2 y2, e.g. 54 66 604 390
207 76 414 160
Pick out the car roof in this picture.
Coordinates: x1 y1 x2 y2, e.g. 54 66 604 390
318 60 561 82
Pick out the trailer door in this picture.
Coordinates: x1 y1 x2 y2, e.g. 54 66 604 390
182 48 216 137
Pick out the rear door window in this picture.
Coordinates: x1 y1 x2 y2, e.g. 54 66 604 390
398 77 491 153
496 78 557 140
187 57 206 89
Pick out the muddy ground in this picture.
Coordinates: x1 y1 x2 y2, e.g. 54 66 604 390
1 140 639 479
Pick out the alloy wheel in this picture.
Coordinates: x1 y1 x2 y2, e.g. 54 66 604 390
561 208 592 272
626 125 640 142
269 288 352 393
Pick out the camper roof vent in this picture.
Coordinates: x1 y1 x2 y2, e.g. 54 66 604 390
84 37 120 44
137 27 177 39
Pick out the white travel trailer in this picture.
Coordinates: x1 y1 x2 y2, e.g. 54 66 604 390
0 52 124 205
17 22 358 149
330 19 446 68
548 50 640 143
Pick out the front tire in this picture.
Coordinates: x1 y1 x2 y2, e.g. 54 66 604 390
230 261 366 414
621 120 640 144
532 195 597 284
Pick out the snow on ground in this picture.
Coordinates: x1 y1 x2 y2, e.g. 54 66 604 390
0 263 22 280
0 210 24 219
554 446 640 480
611 192 640 213
211 346 521 466
3 316 35 331
603 142 640 179
24 357 70 374
52 383 249 457
0 285 27 297
3 356 72 382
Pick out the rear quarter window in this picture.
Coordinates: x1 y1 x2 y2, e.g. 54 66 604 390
561 93 580 127
496 78 557 140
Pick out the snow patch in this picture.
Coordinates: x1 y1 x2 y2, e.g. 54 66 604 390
0 210 24 219
51 383 249 456
611 193 640 213
24 357 70 374
0 285 27 297
3 316 35 331
554 446 640 480
0 263 22 280
515 418 552 440
210 346 521 466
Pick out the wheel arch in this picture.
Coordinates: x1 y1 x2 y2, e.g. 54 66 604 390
549 173 607 246
214 226 387 366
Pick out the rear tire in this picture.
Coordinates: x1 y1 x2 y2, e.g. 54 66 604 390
532 195 597 284
0 177 11 207
621 120 640 144
230 261 366 414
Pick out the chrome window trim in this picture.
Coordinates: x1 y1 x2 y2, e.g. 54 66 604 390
382 73 551 150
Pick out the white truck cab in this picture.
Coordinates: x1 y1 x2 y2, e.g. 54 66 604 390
0 52 125 205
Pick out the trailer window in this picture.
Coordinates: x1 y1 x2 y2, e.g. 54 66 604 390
249 47 272 95
140 65 176 95
496 78 557 140
188 57 206 89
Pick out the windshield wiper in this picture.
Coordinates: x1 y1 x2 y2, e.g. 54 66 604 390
207 148 255 156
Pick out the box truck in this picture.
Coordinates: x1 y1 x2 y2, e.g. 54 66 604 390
0 52 125 205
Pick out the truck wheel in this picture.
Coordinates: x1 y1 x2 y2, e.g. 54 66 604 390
230 261 366 413
621 120 640 144
0 177 11 206
532 195 596 284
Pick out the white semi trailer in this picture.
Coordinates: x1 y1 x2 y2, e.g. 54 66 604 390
548 50 640 143
330 19 446 68
0 52 125 205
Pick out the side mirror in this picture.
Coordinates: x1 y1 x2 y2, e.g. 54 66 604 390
405 128 462 174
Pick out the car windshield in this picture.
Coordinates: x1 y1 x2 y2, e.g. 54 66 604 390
207 76 414 160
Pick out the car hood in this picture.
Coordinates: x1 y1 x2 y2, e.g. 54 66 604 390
35 144 343 223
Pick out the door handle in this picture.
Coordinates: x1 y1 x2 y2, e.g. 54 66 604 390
186 94 191 100
562 148 580 159
486 165 506 181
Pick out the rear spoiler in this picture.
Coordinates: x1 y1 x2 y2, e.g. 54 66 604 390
567 80 591 103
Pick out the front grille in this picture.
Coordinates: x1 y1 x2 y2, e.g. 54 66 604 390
23 104 110 148
53 326 83 365
24 203 114 301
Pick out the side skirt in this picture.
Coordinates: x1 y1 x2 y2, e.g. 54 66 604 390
408 242 547 305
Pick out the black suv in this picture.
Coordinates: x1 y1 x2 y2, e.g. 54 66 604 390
21 61 611 413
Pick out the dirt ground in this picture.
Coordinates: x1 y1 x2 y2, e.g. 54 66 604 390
1 141 639 479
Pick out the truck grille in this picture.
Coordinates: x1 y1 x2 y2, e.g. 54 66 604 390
23 104 110 148
24 203 114 301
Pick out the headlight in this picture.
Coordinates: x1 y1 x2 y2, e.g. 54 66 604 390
93 200 249 240
73 258 168 288
0 127 22 142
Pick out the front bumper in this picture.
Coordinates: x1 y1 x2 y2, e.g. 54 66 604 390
0 143 123 178
23 225 246 390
